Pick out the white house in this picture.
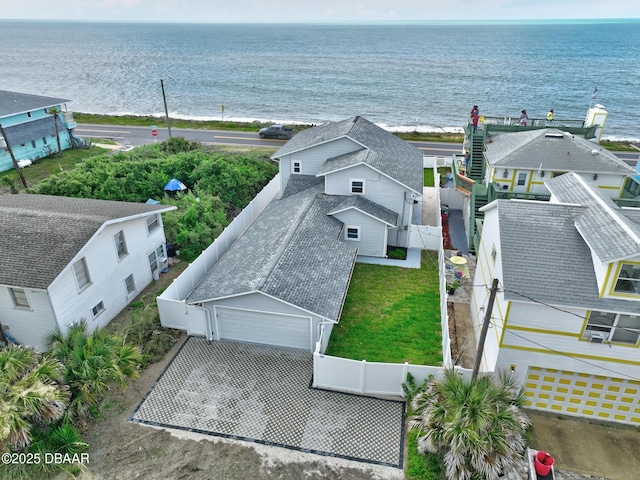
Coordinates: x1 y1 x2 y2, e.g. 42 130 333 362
181 116 424 352
471 172 640 425
0 194 176 351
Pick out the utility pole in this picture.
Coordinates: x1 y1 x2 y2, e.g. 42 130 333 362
472 278 499 381
160 79 172 138
0 123 28 188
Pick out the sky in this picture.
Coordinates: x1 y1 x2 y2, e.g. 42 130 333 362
0 0 638 23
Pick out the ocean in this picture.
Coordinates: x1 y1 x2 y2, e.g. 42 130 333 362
1 20 639 140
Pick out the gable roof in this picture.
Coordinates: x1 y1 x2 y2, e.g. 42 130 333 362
273 116 424 193
3 116 66 145
328 194 398 226
0 90 70 118
187 184 358 321
485 129 635 176
546 172 640 263
0 194 175 289
489 199 638 313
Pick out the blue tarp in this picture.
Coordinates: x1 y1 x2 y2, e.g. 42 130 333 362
145 198 161 204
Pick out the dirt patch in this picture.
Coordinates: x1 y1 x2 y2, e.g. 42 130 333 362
447 302 460 363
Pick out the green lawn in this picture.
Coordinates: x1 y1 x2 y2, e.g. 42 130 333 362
423 168 435 187
326 250 442 365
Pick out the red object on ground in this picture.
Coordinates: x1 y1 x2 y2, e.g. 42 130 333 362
534 451 554 476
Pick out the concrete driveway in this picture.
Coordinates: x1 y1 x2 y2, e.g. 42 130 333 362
131 337 405 468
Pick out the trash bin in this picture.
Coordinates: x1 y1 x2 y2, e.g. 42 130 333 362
534 451 554 476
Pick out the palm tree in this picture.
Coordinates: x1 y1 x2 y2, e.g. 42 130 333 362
0 345 70 451
47 320 142 418
409 369 530 480
47 106 62 155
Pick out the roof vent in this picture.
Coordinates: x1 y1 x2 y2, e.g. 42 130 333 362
353 116 360 123
545 132 564 139
591 149 598 155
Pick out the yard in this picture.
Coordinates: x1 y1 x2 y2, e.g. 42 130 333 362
326 250 442 365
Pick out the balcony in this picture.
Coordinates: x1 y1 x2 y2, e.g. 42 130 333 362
62 112 77 129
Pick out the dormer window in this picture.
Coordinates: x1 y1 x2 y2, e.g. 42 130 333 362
614 264 640 295
350 179 365 194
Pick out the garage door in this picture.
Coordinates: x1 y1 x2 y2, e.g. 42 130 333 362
524 366 640 425
215 306 312 351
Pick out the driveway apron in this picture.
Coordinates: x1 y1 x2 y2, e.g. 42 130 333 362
131 337 405 468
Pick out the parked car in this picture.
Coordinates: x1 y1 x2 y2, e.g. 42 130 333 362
258 124 295 139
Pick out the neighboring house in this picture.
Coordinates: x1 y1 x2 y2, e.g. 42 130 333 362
450 108 639 253
0 194 176 351
0 90 81 172
471 172 640 425
182 116 424 352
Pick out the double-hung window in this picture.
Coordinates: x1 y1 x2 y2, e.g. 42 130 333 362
614 264 640 295
10 288 30 309
114 230 128 258
148 245 165 273
346 226 360 241
73 258 91 290
350 179 365 194
146 214 159 234
292 161 301 174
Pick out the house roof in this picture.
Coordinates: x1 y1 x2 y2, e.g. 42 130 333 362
546 172 640 263
489 199 639 313
0 90 70 118
187 184 358 321
328 194 398 226
0 194 175 289
273 116 424 193
485 129 635 176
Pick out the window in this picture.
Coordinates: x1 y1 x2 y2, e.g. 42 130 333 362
146 214 159 234
148 245 165 273
92 301 105 317
125 274 136 295
42 136 47 145
31 140 36 148
614 264 640 294
346 226 360 241
114 230 128 258
583 311 640 345
10 288 30 309
350 180 365 194
292 161 301 174
27 112 32 118
551 172 565 178
73 258 91 290
516 172 527 186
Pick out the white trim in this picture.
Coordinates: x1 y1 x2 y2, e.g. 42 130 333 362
291 160 302 174
345 225 361 241
328 205 396 226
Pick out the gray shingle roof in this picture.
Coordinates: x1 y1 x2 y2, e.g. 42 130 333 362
281 175 324 198
486 129 635 175
187 185 358 321
546 172 640 262
493 199 639 313
328 195 398 226
0 90 70 118
0 194 175 289
274 116 423 193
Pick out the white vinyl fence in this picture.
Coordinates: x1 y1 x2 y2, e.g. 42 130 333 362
157 174 281 332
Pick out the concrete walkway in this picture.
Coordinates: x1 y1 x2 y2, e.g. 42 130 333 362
131 338 406 468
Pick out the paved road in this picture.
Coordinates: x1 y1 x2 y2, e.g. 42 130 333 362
75 123 639 166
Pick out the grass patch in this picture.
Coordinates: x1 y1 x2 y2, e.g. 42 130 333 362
326 250 442 365
405 429 445 480
423 168 435 187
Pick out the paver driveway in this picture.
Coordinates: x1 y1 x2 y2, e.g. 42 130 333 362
131 337 405 468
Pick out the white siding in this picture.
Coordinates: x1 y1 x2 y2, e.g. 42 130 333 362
0 287 56 351
471 203 507 372
48 215 167 335
278 137 361 194
324 164 414 246
330 209 387 257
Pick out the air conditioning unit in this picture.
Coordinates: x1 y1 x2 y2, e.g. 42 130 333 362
589 333 605 343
